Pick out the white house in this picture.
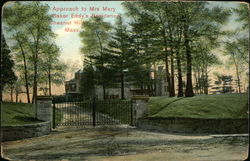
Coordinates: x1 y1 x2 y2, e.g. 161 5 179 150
65 67 169 100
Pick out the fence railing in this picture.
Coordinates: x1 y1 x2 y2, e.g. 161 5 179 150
52 99 132 128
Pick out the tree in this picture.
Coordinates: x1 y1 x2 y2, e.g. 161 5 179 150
223 3 249 93
25 2 55 103
3 2 55 103
3 3 31 102
39 42 67 96
212 74 234 94
123 2 173 97
123 1 230 97
178 2 230 97
79 65 96 99
103 16 134 99
79 17 111 99
234 3 249 31
14 78 23 103
193 42 221 94
1 34 17 96
224 35 246 94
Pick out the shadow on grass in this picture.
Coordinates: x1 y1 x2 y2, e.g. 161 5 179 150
13 116 42 122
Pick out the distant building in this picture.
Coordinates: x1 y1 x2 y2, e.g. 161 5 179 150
65 67 169 100
65 69 82 98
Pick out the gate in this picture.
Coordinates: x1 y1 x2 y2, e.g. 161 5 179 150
52 98 133 128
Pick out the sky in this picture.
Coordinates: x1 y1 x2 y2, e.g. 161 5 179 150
42 1 125 69
3 1 242 70
40 1 241 70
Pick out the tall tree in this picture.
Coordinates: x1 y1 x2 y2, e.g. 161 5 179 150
123 2 173 96
25 2 55 103
193 40 221 94
1 35 17 93
3 2 55 103
1 35 17 102
79 17 111 99
103 16 134 99
224 34 246 94
39 42 67 96
234 3 249 31
79 65 96 99
178 2 230 96
3 3 31 103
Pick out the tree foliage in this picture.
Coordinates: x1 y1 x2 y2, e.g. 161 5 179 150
1 35 17 88
3 2 66 102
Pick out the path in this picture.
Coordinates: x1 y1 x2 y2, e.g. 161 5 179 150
2 126 248 161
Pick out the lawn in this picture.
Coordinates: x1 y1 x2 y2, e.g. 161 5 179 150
149 93 248 119
1 102 42 126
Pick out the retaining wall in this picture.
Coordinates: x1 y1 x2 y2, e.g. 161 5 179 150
2 121 51 142
137 117 248 134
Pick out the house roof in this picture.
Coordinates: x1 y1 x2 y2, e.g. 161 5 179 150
75 69 83 74
65 79 77 84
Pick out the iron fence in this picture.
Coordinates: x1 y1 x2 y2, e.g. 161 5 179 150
52 98 132 128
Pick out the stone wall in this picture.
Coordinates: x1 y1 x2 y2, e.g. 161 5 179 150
2 121 51 142
36 96 52 122
131 96 149 126
137 117 248 134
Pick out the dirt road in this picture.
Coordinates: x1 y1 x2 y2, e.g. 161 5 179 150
2 126 248 161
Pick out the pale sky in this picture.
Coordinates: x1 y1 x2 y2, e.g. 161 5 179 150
42 1 125 68
4 1 241 69
40 1 241 69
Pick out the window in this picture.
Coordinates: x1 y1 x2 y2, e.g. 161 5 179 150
70 84 77 91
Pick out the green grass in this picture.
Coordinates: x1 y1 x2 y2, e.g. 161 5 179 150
2 102 42 126
149 94 248 119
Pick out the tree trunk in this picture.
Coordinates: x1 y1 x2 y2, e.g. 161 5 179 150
140 83 143 95
194 72 197 94
15 88 19 103
204 65 209 95
170 52 175 97
169 30 175 97
184 23 194 97
48 67 52 96
161 23 172 97
153 63 157 96
121 71 125 99
165 54 171 97
18 40 30 103
103 85 106 100
10 87 13 102
176 50 183 97
147 68 151 96
32 56 38 104
197 70 201 94
235 64 241 94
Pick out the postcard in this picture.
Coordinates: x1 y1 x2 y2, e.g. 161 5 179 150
1 1 249 160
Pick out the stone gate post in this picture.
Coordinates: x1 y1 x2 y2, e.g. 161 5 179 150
36 96 52 129
131 96 149 126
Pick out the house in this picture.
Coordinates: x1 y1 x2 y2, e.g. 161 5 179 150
65 69 82 99
65 67 169 100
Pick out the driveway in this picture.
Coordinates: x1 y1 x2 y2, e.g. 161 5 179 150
2 126 248 161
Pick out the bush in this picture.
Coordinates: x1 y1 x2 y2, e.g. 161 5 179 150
52 94 85 103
